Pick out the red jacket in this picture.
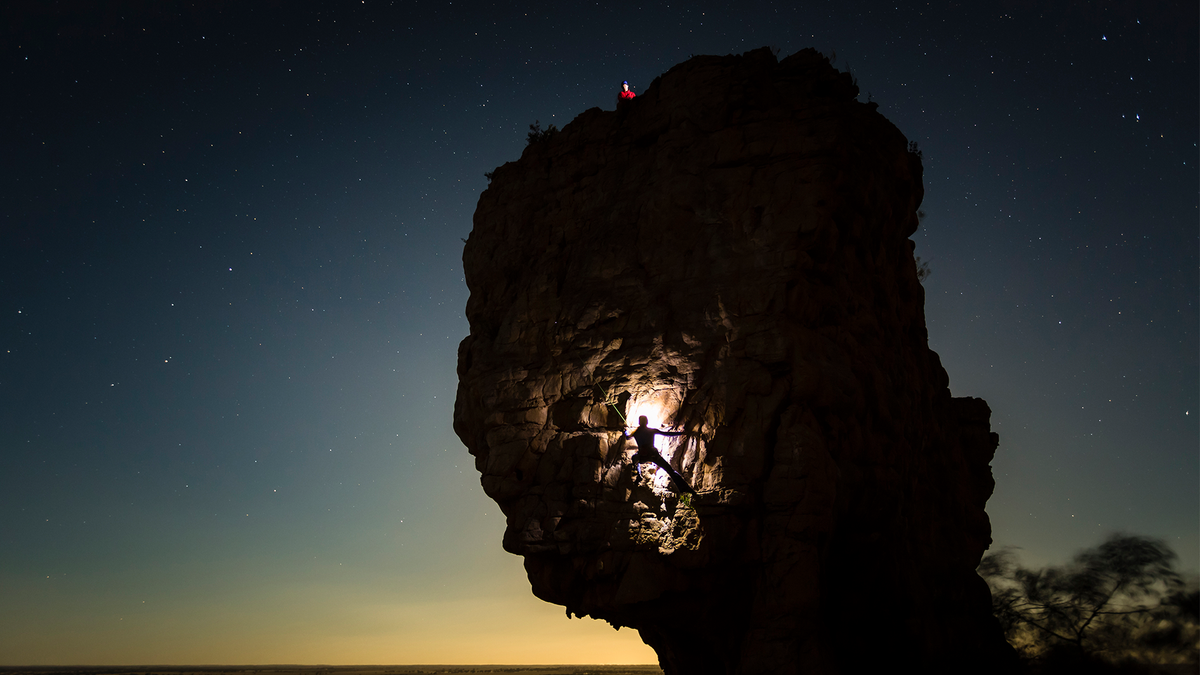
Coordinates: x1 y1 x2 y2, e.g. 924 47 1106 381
618 90 635 101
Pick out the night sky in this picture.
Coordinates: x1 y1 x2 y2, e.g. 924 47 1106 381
2 0 1196 665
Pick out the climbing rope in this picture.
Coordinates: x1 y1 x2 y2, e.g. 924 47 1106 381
592 381 628 427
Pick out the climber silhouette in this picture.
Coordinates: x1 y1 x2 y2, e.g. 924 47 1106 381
626 415 697 495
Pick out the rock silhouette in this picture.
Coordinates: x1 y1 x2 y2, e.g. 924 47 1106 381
454 48 1015 674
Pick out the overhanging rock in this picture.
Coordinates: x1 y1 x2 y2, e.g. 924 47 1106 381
454 47 1015 675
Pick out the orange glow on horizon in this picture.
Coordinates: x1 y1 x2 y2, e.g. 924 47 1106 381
1 581 658 665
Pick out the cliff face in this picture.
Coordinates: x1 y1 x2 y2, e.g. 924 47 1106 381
454 48 1013 674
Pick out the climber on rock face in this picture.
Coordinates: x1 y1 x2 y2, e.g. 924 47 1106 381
617 80 636 106
626 415 697 495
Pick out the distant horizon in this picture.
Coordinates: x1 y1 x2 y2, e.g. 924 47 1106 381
0 665 662 667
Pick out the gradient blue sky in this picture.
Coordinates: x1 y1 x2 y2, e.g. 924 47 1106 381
2 0 1196 665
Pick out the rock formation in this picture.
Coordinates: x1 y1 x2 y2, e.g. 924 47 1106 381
454 48 1015 674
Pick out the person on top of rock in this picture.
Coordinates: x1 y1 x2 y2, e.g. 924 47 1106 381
626 415 697 495
617 80 636 105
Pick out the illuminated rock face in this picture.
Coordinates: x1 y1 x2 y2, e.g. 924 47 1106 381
454 48 1014 675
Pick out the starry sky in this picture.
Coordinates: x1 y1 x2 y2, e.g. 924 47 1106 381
2 0 1196 666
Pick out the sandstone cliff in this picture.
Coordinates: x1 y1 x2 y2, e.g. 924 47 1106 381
454 47 1014 674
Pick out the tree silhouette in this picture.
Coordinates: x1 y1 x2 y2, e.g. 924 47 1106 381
979 534 1198 668
526 120 558 145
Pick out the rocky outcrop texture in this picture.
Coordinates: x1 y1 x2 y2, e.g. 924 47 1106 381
454 48 1014 674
